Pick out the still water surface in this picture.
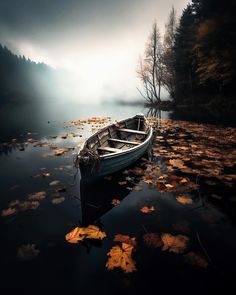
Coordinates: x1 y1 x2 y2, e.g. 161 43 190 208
0 102 235 294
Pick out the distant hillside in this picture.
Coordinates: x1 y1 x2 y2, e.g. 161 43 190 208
0 44 54 104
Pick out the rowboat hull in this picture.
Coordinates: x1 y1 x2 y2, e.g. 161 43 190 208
77 114 153 182
80 135 152 181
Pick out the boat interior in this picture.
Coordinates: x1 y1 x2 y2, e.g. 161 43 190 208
85 116 149 155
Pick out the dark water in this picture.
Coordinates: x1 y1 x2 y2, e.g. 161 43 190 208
0 101 236 294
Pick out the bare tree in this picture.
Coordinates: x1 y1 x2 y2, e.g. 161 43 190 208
162 6 178 98
137 21 164 105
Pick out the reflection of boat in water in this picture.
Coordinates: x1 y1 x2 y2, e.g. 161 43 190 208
79 176 136 226
76 114 153 182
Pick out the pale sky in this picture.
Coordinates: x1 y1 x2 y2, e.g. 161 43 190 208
0 0 190 102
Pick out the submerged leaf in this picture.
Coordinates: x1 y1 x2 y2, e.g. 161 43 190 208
184 252 208 268
161 233 189 253
17 244 40 260
143 233 163 248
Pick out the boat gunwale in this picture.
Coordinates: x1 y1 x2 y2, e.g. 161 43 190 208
78 115 153 160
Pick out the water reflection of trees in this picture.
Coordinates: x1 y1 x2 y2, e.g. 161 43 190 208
0 142 26 156
146 107 162 128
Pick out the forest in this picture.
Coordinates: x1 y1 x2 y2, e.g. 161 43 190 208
0 44 54 105
138 0 236 112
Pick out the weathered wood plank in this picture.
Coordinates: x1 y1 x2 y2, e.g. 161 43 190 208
118 128 147 135
98 147 122 153
108 138 140 145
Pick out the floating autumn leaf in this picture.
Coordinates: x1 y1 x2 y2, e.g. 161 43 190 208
41 172 50 177
176 195 193 205
19 200 40 210
114 234 137 247
165 183 174 190
65 225 106 243
1 207 17 217
143 173 154 185
17 244 40 260
140 206 155 214
28 191 46 201
133 185 142 191
111 199 121 206
180 178 189 184
42 147 72 157
106 242 136 273
184 252 208 268
143 233 163 248
51 197 65 204
118 181 127 185
169 159 186 169
49 180 60 186
161 233 189 253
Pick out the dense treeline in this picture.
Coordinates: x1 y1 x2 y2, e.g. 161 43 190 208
172 0 236 108
0 44 53 105
138 0 236 111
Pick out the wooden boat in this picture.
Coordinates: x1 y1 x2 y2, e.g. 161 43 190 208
76 113 153 182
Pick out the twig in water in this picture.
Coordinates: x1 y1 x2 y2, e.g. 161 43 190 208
196 231 212 264
141 224 148 233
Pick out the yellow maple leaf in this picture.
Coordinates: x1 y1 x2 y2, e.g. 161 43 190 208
65 225 106 243
161 233 189 253
106 242 136 273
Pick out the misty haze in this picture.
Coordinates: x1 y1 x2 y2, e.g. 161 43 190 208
0 1 236 295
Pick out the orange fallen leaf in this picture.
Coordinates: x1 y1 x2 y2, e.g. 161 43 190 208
176 195 193 205
19 201 40 210
185 252 208 268
106 242 136 273
28 191 46 201
140 206 155 214
1 207 17 217
111 199 121 206
169 159 186 169
51 197 65 204
161 233 189 253
114 234 137 247
65 225 106 243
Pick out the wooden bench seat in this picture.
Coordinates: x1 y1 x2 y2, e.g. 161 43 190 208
108 138 140 145
98 146 122 153
118 128 147 135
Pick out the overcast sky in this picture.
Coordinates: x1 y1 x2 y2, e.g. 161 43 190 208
0 0 189 102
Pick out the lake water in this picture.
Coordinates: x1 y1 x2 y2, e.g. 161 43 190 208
0 101 235 294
